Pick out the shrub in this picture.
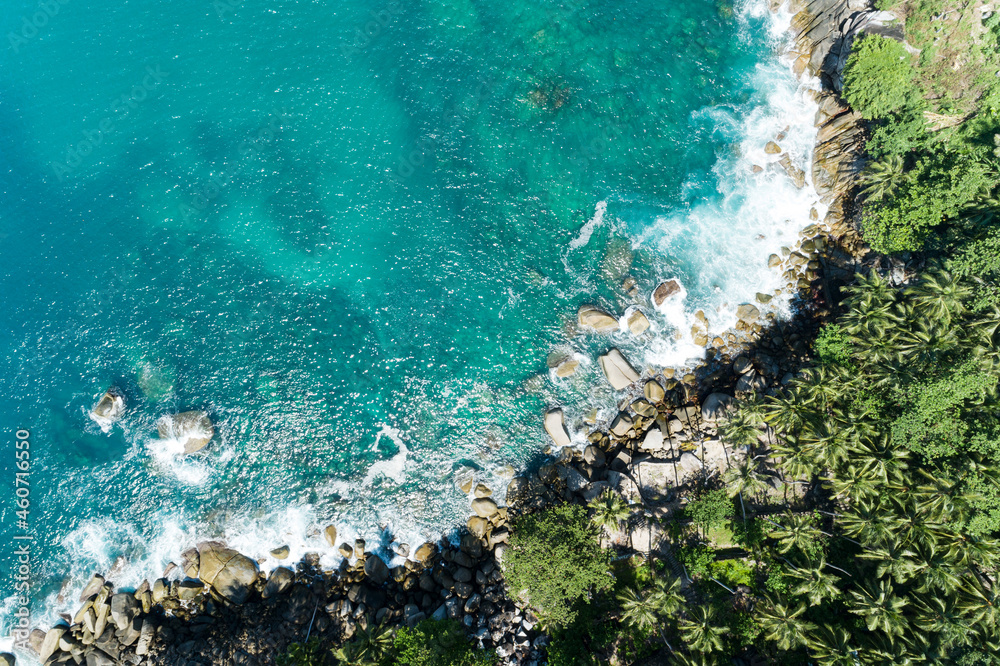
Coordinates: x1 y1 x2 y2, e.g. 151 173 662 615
392 619 497 666
843 35 913 119
814 324 853 367
504 504 612 628
678 544 715 580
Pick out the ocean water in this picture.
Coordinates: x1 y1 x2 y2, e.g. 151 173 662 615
0 0 819 646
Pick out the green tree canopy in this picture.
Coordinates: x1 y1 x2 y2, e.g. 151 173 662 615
505 504 612 628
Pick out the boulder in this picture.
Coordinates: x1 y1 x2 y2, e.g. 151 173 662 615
583 445 605 467
110 593 139 631
626 310 650 336
577 305 619 334
640 427 664 452
678 452 702 476
630 398 656 417
628 520 664 554
156 410 214 454
675 405 701 427
599 349 640 390
471 497 499 518
630 459 676 497
543 409 572 448
338 542 354 559
765 140 782 154
262 567 294 599
701 393 734 422
644 379 665 403
270 545 290 560
364 556 390 586
414 543 437 565
736 303 760 323
467 516 489 539
651 280 683 307
560 467 588 493
581 480 610 501
323 525 338 547
79 574 105 602
732 356 752 375
779 154 806 188
40 626 66 662
610 412 633 438
176 579 204 601
0 653 14 666
196 541 259 604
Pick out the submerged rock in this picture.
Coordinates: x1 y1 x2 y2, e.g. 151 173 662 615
598 348 640 390
156 411 214 454
90 388 125 432
554 358 580 378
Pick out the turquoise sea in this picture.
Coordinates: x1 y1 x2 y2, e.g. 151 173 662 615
0 0 820 646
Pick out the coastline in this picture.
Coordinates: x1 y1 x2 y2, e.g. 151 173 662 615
9 1 877 665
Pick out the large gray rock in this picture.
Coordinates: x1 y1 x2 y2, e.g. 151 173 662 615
544 409 572 448
577 305 619 334
599 349 640 390
40 627 66 661
79 574 106 602
196 541 259 604
156 410 214 453
626 310 650 336
610 412 633 438
109 593 139 631
471 497 499 518
701 393 734 422
640 427 664 452
0 653 13 666
644 379 665 403
679 452 703 476
364 555 391 586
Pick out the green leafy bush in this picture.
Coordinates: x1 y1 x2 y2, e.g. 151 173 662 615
843 35 913 119
710 559 755 588
392 619 496 666
686 490 733 535
678 544 715 580
504 504 611 627
813 324 853 367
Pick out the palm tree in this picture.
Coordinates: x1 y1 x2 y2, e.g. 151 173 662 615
904 269 969 327
769 513 825 555
589 488 631 536
788 559 842 605
331 622 393 665
669 652 723 666
723 459 770 523
619 576 684 651
859 153 906 202
759 599 815 650
914 595 973 649
803 624 859 665
849 579 908 639
678 605 729 653
619 587 659 632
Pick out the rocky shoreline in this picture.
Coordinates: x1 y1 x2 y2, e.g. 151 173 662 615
8 1 887 665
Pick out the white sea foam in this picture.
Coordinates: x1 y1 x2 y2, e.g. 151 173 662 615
363 425 409 486
569 200 606 250
633 1 823 370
